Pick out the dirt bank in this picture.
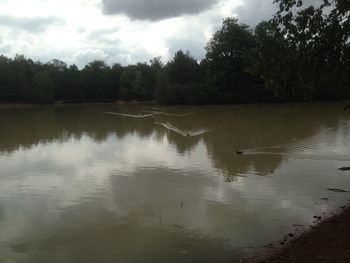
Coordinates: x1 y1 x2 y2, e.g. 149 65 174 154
246 205 350 262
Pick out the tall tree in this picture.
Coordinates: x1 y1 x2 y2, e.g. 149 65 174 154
167 50 202 85
205 18 261 103
273 0 350 100
248 21 295 101
82 60 111 101
32 71 55 104
160 50 205 104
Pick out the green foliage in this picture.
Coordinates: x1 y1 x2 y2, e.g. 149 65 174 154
119 63 157 101
157 50 207 104
32 71 54 104
271 0 350 100
247 21 295 101
167 50 202 85
205 18 262 103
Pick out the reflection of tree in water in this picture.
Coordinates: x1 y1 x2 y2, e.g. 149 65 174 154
0 103 348 181
152 103 349 181
0 107 63 153
163 132 201 155
0 201 4 222
204 104 348 181
0 105 158 153
0 105 206 154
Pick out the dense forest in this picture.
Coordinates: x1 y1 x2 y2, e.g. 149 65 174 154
0 0 349 105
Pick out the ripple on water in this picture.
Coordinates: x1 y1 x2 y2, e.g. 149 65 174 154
244 125 350 162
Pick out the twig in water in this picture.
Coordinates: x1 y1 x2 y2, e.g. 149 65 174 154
328 188 350 193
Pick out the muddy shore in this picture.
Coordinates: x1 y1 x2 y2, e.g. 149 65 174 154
244 205 350 262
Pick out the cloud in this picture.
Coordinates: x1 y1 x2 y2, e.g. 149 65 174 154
0 45 10 53
233 0 325 26
86 27 120 40
233 0 278 26
73 49 109 67
0 33 11 53
0 31 4 44
166 32 207 60
104 45 156 65
102 0 219 21
0 15 63 32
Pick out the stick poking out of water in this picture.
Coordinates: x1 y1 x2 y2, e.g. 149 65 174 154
143 110 204 117
327 188 350 193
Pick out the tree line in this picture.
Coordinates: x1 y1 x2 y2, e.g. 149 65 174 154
0 0 348 105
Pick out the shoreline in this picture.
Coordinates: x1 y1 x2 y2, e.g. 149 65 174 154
0 100 349 109
0 100 157 108
243 205 350 263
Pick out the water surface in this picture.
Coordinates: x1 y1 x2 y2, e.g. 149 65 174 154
1 102 350 262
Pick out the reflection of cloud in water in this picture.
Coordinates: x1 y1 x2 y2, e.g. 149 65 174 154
1 103 350 261
0 134 219 220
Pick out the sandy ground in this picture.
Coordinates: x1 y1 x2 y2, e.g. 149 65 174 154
244 205 350 262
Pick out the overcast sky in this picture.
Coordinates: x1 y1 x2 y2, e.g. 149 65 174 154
0 0 279 67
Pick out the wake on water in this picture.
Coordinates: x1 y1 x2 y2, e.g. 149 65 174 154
155 122 213 137
242 126 350 161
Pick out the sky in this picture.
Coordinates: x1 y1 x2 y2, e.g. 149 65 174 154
0 0 279 67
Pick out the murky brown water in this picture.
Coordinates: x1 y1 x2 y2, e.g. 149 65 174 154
1 102 350 262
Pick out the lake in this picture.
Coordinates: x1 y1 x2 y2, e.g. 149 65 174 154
1 102 350 262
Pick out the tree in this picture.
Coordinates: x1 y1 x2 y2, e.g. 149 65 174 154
248 21 294 101
65 64 85 102
272 0 350 100
159 50 205 104
119 63 156 101
82 60 112 101
11 55 34 102
205 18 261 103
109 63 123 100
46 59 68 100
0 56 13 102
167 50 202 85
32 71 55 104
